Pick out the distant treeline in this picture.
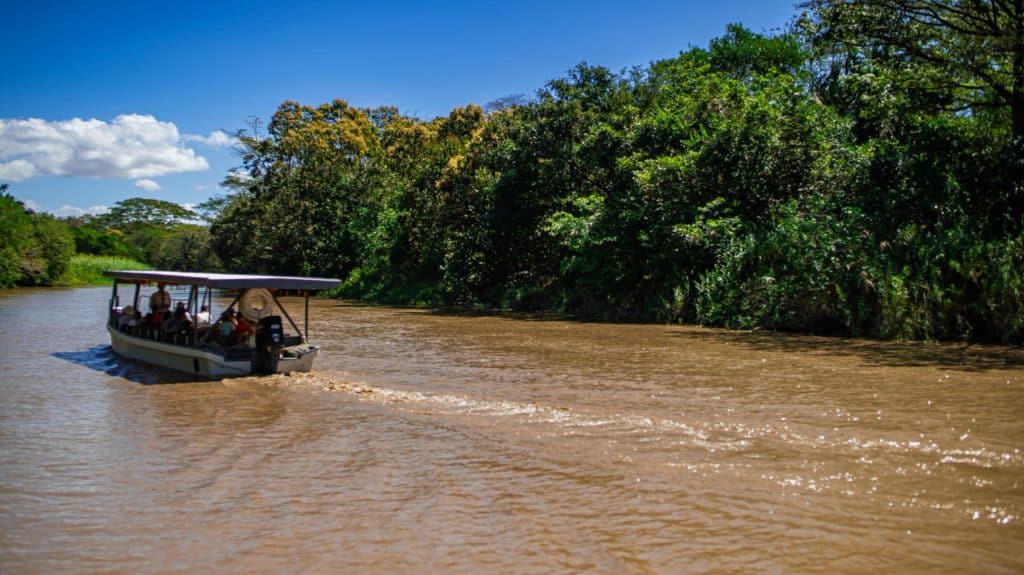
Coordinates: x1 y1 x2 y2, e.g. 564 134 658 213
0 193 218 287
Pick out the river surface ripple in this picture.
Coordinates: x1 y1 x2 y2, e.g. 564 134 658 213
1 287 1022 573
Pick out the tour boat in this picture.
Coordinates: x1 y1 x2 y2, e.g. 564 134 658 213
103 270 341 378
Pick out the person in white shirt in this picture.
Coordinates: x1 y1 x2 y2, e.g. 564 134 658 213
195 305 211 327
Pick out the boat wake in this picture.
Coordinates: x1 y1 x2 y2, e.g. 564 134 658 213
230 369 1024 526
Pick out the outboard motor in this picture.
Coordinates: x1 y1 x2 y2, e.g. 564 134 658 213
253 315 284 374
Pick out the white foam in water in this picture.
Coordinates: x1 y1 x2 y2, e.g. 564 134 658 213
249 371 1023 525
265 371 745 453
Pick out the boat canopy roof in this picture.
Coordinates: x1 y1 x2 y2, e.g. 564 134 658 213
103 270 341 291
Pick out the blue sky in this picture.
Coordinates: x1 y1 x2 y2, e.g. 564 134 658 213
2 0 798 217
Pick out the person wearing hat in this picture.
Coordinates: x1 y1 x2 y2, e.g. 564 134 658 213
232 311 255 347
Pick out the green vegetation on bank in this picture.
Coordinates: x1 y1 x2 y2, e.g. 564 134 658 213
206 1 1023 343
57 255 152 286
4 1 1022 344
0 191 217 288
1 188 76 288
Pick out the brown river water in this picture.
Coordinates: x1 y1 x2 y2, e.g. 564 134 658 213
1 286 1022 573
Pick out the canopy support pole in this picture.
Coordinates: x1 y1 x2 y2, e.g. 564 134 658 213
270 292 303 342
108 281 119 327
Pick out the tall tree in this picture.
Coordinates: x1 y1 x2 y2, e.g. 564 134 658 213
0 190 74 286
0 190 35 287
800 0 1024 138
96 197 198 233
212 99 383 277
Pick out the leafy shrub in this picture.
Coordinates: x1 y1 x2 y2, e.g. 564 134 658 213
0 247 20 288
696 199 877 334
57 254 151 286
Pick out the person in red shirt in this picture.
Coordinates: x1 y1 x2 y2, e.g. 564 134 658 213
232 313 255 346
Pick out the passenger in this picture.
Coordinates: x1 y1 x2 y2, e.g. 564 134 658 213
233 313 255 347
163 303 189 334
150 283 171 313
161 303 193 342
118 305 135 330
162 312 181 335
215 308 237 346
194 305 211 340
174 301 193 325
195 305 211 328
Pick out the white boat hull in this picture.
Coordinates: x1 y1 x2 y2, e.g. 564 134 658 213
107 326 318 378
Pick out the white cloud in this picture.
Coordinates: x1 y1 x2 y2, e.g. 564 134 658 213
22 199 42 212
0 158 37 180
52 204 110 218
185 130 237 147
0 115 209 182
224 168 255 185
134 178 161 192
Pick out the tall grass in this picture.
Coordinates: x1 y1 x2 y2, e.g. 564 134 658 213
57 254 151 286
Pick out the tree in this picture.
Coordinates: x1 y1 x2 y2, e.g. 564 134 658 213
0 190 33 287
0 190 74 286
212 99 384 277
484 93 532 115
95 197 198 233
156 224 222 271
69 226 140 259
708 23 807 80
800 0 1024 139
21 213 74 285
86 197 212 270
202 22 1021 341
800 0 1023 235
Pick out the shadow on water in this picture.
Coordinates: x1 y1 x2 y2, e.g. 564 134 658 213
51 345 197 385
327 300 569 322
672 328 1024 372
328 299 1024 371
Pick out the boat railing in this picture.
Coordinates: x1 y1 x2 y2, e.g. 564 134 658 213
112 313 286 354
109 306 206 347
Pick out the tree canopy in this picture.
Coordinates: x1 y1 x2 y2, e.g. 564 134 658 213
94 197 199 232
0 190 75 287
115 10 1024 343
800 0 1024 139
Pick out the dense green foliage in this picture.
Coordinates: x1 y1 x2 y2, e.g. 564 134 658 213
209 7 1023 343
800 0 1024 142
91 2 1024 343
0 191 75 287
0 192 218 287
70 226 140 260
71 197 222 272
59 254 152 286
